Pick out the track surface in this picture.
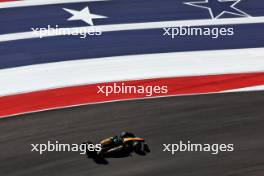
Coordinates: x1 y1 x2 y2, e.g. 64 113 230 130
0 92 264 176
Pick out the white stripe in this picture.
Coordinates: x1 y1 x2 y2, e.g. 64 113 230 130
224 85 264 93
0 0 109 9
1 16 264 42
0 47 264 96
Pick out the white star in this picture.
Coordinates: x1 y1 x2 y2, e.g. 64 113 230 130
63 6 107 26
184 0 251 19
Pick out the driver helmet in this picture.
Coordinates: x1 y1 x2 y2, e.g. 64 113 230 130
120 132 135 138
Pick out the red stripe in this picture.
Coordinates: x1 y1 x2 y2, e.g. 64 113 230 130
0 0 18 2
1 72 264 118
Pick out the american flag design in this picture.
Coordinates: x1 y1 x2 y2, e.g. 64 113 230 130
0 0 264 118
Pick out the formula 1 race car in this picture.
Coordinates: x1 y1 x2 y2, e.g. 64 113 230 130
83 132 150 164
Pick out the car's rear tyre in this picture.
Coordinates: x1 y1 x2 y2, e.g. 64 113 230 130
144 144 151 153
133 141 146 156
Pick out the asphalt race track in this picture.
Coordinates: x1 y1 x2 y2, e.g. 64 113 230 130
0 91 264 176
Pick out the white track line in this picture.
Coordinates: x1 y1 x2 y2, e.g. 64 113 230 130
0 0 109 9
1 16 264 42
224 85 264 92
0 47 264 96
1 89 263 119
